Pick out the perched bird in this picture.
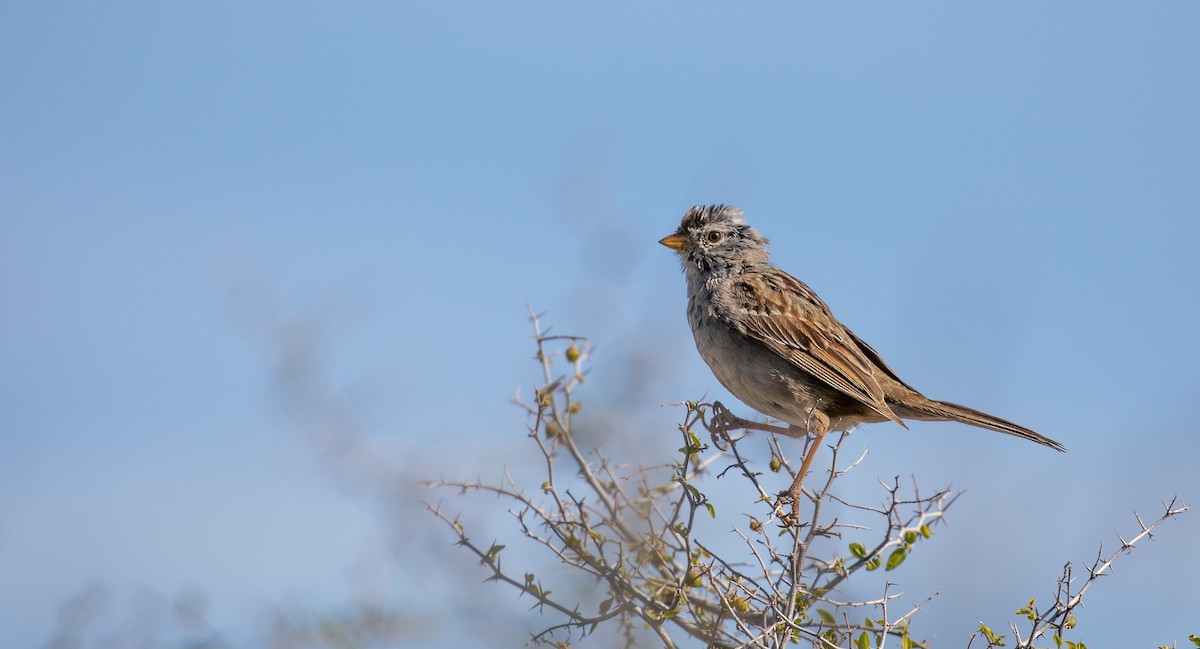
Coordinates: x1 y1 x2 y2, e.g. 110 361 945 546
659 204 1064 520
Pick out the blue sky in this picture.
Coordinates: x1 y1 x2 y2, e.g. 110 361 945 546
2 2 1198 647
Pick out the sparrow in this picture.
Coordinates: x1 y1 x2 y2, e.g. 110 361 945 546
660 204 1064 520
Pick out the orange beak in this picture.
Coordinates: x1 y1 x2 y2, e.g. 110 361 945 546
658 233 690 251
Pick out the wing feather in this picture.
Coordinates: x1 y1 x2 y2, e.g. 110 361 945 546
724 269 906 427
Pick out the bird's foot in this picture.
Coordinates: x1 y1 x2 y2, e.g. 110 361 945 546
772 489 806 528
707 401 793 447
706 401 739 450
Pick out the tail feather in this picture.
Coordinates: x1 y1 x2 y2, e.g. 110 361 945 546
897 399 1066 452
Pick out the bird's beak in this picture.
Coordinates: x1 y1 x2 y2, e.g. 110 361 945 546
658 233 690 251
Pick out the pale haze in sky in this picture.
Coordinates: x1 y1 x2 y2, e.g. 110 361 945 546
2 3 1198 647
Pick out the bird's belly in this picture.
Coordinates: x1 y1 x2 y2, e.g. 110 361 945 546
689 310 830 429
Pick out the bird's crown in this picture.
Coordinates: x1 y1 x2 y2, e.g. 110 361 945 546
680 204 746 230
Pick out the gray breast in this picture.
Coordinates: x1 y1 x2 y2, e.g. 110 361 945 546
687 294 824 429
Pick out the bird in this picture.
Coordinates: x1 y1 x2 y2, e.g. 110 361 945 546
659 204 1064 521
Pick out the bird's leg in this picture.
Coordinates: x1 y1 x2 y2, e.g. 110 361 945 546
784 410 830 524
708 401 794 450
749 419 804 437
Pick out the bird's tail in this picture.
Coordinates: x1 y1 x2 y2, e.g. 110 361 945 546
896 399 1066 452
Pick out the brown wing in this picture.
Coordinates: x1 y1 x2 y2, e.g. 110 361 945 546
845 328 917 392
724 268 906 427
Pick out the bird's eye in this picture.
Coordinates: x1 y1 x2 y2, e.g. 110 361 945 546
705 230 724 244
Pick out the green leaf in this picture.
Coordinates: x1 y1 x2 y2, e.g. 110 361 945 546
705 502 716 518
901 636 914 649
865 556 881 571
885 548 907 571
904 530 918 544
1190 635 1200 648
920 523 933 538
598 597 612 615
849 542 867 558
1014 598 1037 621
856 631 871 649
678 429 705 454
817 608 836 624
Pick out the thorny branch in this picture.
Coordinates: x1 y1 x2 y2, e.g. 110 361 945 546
972 497 1190 649
425 312 1191 648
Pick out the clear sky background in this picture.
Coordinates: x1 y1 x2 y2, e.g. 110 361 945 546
2 2 1198 647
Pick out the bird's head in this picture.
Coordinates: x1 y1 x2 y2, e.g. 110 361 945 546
659 204 770 271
